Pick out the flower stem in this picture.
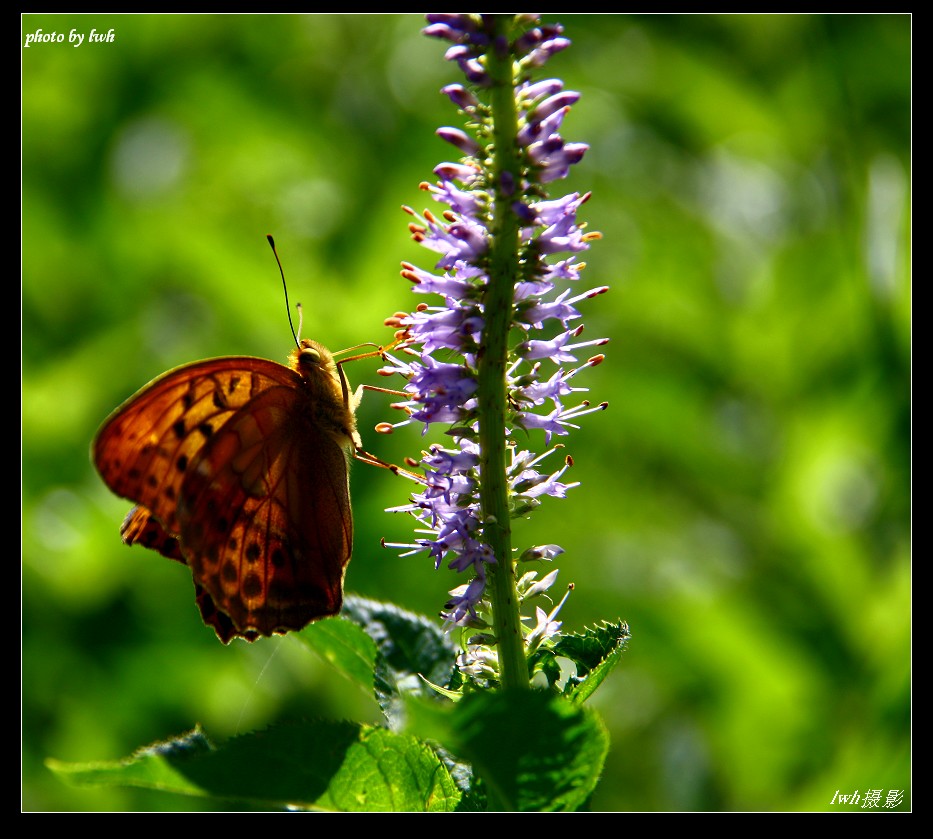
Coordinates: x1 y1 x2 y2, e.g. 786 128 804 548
478 15 529 691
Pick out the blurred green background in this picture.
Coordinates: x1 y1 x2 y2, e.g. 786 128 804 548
22 14 910 811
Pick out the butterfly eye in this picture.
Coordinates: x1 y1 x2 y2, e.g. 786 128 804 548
299 346 322 367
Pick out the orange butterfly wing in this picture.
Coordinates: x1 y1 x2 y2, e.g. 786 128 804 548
119 505 244 643
93 353 355 643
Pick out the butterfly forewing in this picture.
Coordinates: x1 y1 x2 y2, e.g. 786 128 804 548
94 359 294 531
93 348 357 642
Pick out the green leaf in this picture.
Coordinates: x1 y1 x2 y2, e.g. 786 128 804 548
551 619 631 703
407 690 609 812
296 616 383 699
341 595 458 693
295 599 458 726
46 727 214 798
336 596 459 719
47 723 461 812
317 727 460 812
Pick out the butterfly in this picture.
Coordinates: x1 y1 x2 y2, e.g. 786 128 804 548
93 335 383 644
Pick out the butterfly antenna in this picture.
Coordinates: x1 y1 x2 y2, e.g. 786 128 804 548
267 234 300 349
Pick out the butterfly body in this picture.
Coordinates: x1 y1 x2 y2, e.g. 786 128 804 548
93 339 360 643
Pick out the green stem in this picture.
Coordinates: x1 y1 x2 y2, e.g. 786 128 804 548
477 15 529 691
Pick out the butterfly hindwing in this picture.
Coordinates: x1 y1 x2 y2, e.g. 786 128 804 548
121 505 242 642
176 384 353 638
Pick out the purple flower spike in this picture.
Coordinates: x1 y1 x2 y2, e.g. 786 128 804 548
385 16 607 685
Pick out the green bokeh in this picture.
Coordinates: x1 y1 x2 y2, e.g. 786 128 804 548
23 14 910 811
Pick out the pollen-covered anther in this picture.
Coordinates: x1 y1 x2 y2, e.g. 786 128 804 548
384 312 410 328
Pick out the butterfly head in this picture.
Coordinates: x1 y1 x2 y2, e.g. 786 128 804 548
289 338 357 435
292 338 337 379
